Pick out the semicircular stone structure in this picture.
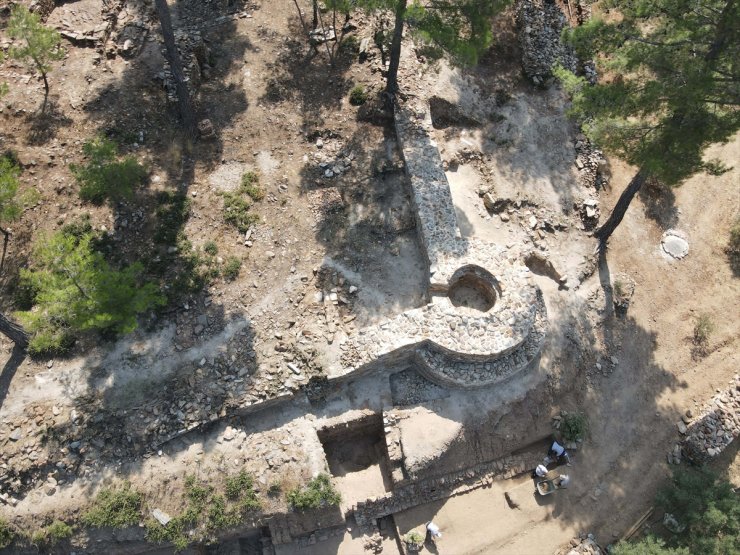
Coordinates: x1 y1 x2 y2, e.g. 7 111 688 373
337 102 547 388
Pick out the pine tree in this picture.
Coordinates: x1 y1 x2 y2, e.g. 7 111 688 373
0 156 29 347
0 155 22 271
557 0 740 248
7 5 64 111
16 231 165 354
357 0 509 99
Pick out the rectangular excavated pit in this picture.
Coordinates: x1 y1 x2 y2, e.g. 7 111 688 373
317 414 393 502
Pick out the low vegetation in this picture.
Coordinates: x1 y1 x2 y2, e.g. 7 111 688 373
0 155 22 227
146 472 261 552
727 216 740 273
30 520 73 547
71 137 147 204
268 480 282 497
404 530 425 548
222 171 264 232
560 412 588 442
612 468 739 555
286 474 341 511
222 256 242 281
693 314 715 345
82 483 143 528
349 84 368 105
0 518 14 549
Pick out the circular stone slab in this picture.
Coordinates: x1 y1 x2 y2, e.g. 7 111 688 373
661 230 689 259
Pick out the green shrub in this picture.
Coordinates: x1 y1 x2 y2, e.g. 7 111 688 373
145 516 190 553
203 241 218 256
241 171 264 201
184 474 211 509
207 495 240 530
222 172 263 232
340 35 360 53
222 256 241 281
727 216 740 272
404 530 424 547
225 471 254 500
613 279 625 298
31 520 73 546
154 192 191 245
560 412 588 442
0 155 22 225
268 481 282 497
349 85 368 106
71 137 147 204
82 483 143 528
693 314 714 345
223 193 259 232
616 468 738 554
287 474 341 511
0 518 14 549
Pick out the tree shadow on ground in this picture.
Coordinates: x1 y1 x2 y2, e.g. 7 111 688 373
0 345 25 411
258 14 356 132
638 177 679 231
23 99 72 146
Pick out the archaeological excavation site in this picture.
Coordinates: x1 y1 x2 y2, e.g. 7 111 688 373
0 0 738 554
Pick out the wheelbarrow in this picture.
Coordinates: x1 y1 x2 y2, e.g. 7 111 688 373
536 478 564 496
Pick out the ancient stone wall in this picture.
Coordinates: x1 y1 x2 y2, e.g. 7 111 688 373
676 375 739 464
337 101 548 388
515 0 578 85
352 450 541 526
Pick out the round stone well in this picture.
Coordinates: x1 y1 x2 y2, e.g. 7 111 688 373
447 265 500 312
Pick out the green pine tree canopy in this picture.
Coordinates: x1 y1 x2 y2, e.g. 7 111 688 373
557 0 739 186
16 230 165 354
0 156 22 226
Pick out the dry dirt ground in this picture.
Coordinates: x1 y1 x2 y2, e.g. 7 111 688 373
0 0 739 554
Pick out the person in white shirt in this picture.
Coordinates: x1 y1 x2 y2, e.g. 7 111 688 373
547 440 572 466
426 521 442 542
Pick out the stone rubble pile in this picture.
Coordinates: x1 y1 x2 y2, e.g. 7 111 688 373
516 0 577 85
557 535 605 555
311 137 357 179
44 0 117 47
574 133 608 189
673 375 740 464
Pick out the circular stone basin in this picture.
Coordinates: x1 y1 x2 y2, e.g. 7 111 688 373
447 266 498 312
661 230 689 259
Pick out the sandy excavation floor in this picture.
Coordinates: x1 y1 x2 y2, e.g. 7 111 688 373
0 1 738 554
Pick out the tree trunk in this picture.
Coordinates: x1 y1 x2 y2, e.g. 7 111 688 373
153 0 197 137
292 0 309 35
0 312 28 349
0 226 9 272
594 169 648 248
385 0 407 99
41 70 49 113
